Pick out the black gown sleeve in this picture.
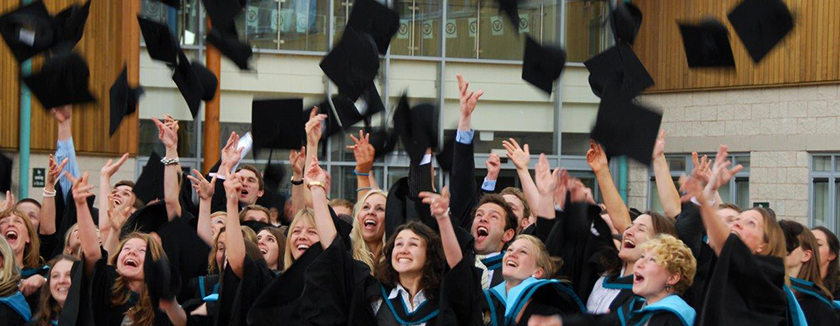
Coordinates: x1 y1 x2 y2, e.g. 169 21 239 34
156 212 211 295
797 294 840 326
438 257 485 326
247 245 324 326
450 140 478 231
214 256 275 326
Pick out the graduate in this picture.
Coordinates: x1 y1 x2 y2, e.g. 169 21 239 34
683 145 806 326
780 221 840 325
28 255 84 326
350 189 388 272
529 234 697 326
812 227 840 299
0 236 30 325
0 208 48 311
256 226 286 273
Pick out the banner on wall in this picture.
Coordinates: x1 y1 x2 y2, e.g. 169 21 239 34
519 13 530 33
446 19 457 38
469 18 477 37
246 5 260 31
423 20 434 39
398 19 410 39
491 16 504 36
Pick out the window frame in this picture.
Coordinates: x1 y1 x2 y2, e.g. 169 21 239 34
647 153 750 213
809 154 838 233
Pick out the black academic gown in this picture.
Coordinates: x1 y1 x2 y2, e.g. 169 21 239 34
697 234 789 326
20 266 49 315
157 212 211 296
89 257 172 326
790 277 840 326
562 295 694 326
0 291 30 326
673 202 717 315
246 244 324 326
483 278 586 326
213 256 276 326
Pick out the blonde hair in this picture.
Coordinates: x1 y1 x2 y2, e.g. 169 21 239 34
750 208 791 286
107 233 165 326
0 236 20 296
63 224 81 257
350 190 388 271
238 205 271 222
210 211 227 223
207 226 258 274
0 208 42 268
512 235 563 279
283 209 316 269
638 234 697 295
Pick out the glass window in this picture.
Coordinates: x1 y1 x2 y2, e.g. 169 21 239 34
445 0 553 60
812 178 829 227
138 119 198 158
239 0 329 51
814 156 832 172
140 0 201 46
564 0 609 62
329 165 384 202
648 178 678 215
648 154 749 212
391 0 442 57
220 122 292 161
808 154 840 233
735 177 750 209
561 133 589 156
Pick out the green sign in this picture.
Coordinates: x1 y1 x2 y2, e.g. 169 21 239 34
753 202 770 208
33 168 45 188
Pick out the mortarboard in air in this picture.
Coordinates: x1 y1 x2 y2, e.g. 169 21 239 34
394 94 441 164
109 65 145 136
320 26 380 101
367 96 400 159
121 201 168 237
609 1 643 45
138 16 180 66
584 42 654 102
336 84 386 135
144 240 181 311
678 19 736 68
346 0 400 55
51 0 91 54
251 98 306 152
308 96 345 138
172 52 217 118
132 151 166 205
0 152 11 192
0 1 55 63
522 35 566 95
727 0 793 63
151 0 182 9
495 0 523 32
590 85 662 166
262 151 286 192
206 27 252 70
22 51 96 109
201 0 243 32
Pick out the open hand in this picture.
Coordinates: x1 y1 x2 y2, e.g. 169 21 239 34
420 187 451 220
503 138 530 170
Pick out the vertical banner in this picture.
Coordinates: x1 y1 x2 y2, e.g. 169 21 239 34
246 5 260 31
446 19 457 39
423 20 434 39
519 13 530 33
468 18 477 37
491 16 504 36
398 19 410 39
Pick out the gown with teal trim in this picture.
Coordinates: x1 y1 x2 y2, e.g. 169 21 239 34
790 277 840 326
561 294 695 326
482 277 586 326
0 291 30 326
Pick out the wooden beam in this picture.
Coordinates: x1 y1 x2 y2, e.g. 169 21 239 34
203 18 221 173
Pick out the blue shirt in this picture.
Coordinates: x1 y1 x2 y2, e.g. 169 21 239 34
55 137 81 202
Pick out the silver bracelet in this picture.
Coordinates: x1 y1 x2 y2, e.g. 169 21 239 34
42 189 57 198
160 156 180 166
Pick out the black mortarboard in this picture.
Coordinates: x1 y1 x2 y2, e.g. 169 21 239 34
368 127 398 159
133 152 165 204
262 154 285 192
144 241 181 311
610 2 643 45
0 152 11 192
0 1 55 62
522 36 566 94
583 42 654 102
251 98 306 151
590 89 662 166
51 0 90 54
395 94 440 164
121 201 168 237
328 86 385 137
109 65 144 137
22 52 96 109
495 0 523 32
172 52 217 118
347 0 400 55
201 0 243 32
678 19 736 68
320 26 380 101
727 0 793 63
152 0 182 9
206 28 252 70
137 16 179 66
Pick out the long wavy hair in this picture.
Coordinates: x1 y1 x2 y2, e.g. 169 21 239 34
350 190 388 272
604 211 677 276
283 209 317 269
0 236 20 297
749 208 790 286
813 226 839 295
107 233 164 326
0 208 43 268
793 227 833 300
374 222 445 302
207 226 257 274
32 255 80 326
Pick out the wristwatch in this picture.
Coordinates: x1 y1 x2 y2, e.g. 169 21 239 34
290 175 304 186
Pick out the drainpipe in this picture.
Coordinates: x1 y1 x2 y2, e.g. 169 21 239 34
18 0 32 199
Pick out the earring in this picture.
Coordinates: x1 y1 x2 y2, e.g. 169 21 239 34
665 284 672 292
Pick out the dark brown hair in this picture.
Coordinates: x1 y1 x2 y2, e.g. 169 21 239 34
374 222 445 302
237 165 265 191
604 211 677 275
259 227 287 272
813 226 839 294
114 180 144 209
500 187 532 221
718 202 743 213
473 194 518 232
32 255 80 326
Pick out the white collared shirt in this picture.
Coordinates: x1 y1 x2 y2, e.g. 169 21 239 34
371 284 429 325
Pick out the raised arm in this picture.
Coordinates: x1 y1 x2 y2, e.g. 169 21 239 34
686 145 743 256
305 157 336 249
159 298 187 326
348 131 375 199
52 105 80 202
188 170 217 245
652 131 681 218
534 154 561 218
103 197 131 256
222 171 246 278
69 173 100 276
420 187 462 268
482 153 501 193
289 147 306 219
449 74 484 229
154 115 182 220
40 154 67 235
98 153 129 243
504 139 540 215
586 141 631 234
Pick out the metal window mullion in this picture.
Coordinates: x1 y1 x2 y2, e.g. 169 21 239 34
196 0 204 168
554 0 565 159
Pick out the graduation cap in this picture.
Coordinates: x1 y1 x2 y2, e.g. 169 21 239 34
137 16 180 66
121 201 168 237
522 36 566 95
206 27 252 70
583 42 654 102
320 26 380 101
609 1 643 45
0 152 11 193
727 0 793 63
172 52 217 118
152 0 182 9
251 98 306 152
133 152 165 205
109 65 144 136
201 0 243 32
0 1 55 62
51 0 90 54
395 94 441 164
262 155 285 192
143 241 181 311
678 19 736 68
22 52 96 109
346 0 400 55
590 87 662 166
367 101 399 159
495 0 523 32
